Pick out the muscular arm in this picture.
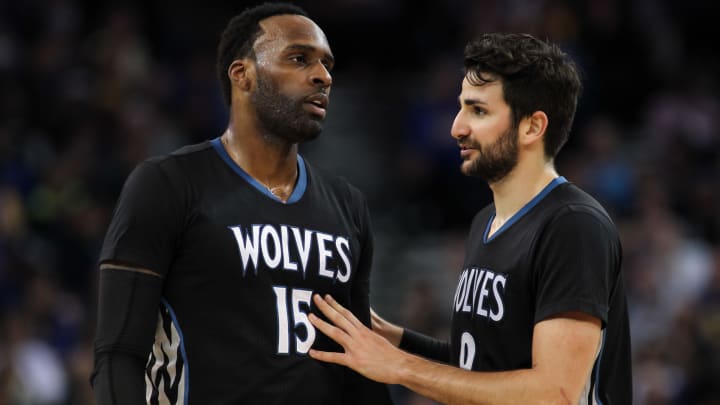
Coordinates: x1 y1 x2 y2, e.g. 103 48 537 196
311 295 601 405
92 264 163 405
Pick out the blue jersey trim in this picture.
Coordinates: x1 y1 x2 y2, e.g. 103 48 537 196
161 298 190 405
210 137 307 204
483 176 568 244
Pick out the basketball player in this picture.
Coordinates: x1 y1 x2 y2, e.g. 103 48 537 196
307 33 632 404
91 3 392 404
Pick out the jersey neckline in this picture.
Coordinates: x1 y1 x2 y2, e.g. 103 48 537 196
483 176 568 244
210 137 307 204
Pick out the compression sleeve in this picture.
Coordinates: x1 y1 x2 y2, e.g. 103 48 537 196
342 192 393 405
399 329 450 363
92 268 164 404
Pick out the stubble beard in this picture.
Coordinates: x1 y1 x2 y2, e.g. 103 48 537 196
251 70 324 144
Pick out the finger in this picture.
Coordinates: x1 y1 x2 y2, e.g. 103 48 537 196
313 294 358 333
324 294 366 330
308 312 350 346
312 294 339 319
308 349 346 366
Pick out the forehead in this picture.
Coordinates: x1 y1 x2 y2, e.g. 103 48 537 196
254 14 331 56
460 77 505 103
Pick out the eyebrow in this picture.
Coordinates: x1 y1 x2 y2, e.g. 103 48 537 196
459 98 488 106
286 44 335 64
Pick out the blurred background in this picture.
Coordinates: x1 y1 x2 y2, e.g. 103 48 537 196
0 0 719 403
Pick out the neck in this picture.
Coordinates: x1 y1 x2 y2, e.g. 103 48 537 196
222 122 299 202
489 158 558 226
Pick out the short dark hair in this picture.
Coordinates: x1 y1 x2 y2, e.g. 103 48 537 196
216 2 308 105
463 33 582 159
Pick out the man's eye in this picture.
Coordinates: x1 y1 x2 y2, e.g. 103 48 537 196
290 55 307 64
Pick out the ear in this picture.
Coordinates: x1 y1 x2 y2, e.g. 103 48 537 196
228 59 254 92
518 110 548 147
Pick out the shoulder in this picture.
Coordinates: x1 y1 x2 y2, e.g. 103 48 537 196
145 140 215 174
549 183 614 222
543 183 618 238
134 140 216 185
121 140 216 203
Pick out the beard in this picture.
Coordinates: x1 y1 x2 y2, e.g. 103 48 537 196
462 124 519 183
251 70 324 144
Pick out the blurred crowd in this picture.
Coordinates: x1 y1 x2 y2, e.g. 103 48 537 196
0 0 718 404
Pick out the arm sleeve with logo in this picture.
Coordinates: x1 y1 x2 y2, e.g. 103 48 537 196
92 161 182 404
533 207 620 326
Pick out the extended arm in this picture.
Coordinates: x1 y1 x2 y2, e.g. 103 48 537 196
310 295 601 405
372 309 450 363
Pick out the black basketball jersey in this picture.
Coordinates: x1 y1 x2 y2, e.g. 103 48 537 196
450 177 632 404
100 137 390 404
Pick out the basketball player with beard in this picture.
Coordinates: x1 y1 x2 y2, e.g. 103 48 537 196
306 33 632 404
91 3 392 404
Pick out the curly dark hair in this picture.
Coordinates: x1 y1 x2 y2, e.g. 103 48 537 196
464 33 582 159
216 2 308 105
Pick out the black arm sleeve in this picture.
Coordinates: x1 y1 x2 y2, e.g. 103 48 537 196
399 329 450 363
92 268 164 405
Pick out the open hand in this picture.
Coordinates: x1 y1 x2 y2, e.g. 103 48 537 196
308 294 407 384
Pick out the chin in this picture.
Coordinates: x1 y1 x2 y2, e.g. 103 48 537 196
297 132 321 143
460 161 475 177
289 126 322 143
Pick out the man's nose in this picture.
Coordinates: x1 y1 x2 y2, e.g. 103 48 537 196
310 62 332 88
450 112 469 140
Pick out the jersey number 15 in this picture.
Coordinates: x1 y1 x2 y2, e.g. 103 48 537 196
273 286 315 355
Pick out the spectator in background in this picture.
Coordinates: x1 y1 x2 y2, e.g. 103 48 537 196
0 1 719 404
